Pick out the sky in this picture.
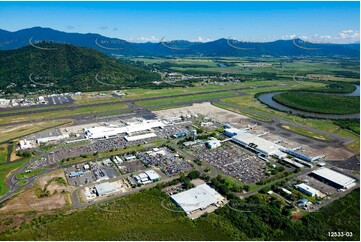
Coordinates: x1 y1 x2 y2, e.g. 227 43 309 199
0 1 359 43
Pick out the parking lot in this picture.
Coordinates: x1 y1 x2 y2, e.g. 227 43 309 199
189 142 268 183
138 147 193 176
45 95 73 105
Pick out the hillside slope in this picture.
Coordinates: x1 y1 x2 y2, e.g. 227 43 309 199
0 43 160 94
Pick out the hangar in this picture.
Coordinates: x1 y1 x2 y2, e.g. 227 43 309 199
310 168 356 189
171 184 225 215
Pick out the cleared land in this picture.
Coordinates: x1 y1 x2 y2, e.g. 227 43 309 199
273 92 360 115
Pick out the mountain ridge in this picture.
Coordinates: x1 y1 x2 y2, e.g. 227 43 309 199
0 27 359 57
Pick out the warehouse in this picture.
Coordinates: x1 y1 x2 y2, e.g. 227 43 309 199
95 182 119 196
295 183 324 197
84 119 165 139
144 169 160 181
310 168 356 189
171 184 225 215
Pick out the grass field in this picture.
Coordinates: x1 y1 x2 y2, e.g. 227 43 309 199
0 144 8 164
0 103 129 125
135 91 237 107
0 189 236 240
281 124 332 141
0 120 72 144
0 158 30 195
273 92 360 115
16 169 45 180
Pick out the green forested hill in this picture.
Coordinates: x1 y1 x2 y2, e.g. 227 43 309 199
0 43 160 94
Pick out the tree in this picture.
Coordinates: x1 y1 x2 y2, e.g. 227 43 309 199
187 171 200 180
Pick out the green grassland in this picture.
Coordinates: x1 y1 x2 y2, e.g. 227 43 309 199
273 92 360 115
0 144 8 164
0 189 236 241
135 91 237 107
0 158 30 195
0 187 359 241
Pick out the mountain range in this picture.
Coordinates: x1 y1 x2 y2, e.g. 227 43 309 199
0 27 359 57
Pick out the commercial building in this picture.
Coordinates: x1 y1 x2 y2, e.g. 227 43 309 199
124 132 157 141
84 119 165 139
171 184 225 215
19 139 35 149
310 168 356 189
280 148 323 162
232 131 284 157
223 127 241 137
295 183 324 197
36 134 69 144
95 182 119 196
282 158 304 168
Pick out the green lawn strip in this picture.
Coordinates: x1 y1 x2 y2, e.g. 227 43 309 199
0 158 30 196
135 91 237 107
15 168 46 180
0 103 128 125
212 102 272 122
0 144 8 164
280 124 332 141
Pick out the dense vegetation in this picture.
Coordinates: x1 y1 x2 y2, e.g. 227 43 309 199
0 187 359 241
273 92 360 115
334 119 360 134
0 43 160 94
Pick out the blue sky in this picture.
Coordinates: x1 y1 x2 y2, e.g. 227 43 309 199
0 1 359 43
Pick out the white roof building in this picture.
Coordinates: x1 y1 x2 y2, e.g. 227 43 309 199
95 182 119 196
19 139 34 149
171 184 225 214
311 168 356 189
36 134 69 144
295 183 324 197
232 132 284 156
206 138 221 149
124 132 157 141
84 120 165 139
144 169 160 181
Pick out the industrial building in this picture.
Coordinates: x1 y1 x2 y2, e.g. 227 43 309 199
295 183 324 197
95 182 119 196
133 169 160 184
206 138 221 149
171 184 225 215
18 139 35 149
84 119 165 139
310 168 356 189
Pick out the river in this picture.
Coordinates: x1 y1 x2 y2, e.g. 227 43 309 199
257 85 360 119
